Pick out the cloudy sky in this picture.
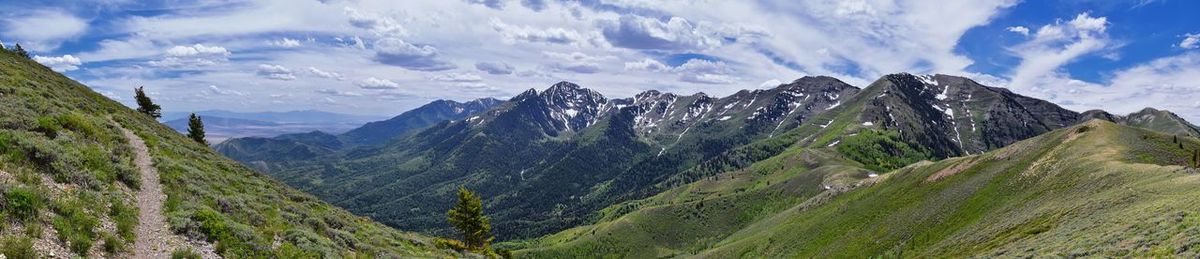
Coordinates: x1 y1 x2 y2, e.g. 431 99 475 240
3 0 1199 121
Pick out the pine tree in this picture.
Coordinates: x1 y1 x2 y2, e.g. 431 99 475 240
187 113 207 145
13 44 29 59
134 86 162 118
447 186 493 253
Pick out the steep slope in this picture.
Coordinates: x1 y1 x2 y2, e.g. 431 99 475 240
695 120 1200 257
0 48 448 257
518 119 1200 258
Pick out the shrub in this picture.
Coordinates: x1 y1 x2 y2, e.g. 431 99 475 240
171 247 202 259
435 238 470 251
836 130 930 172
110 195 138 241
0 236 36 259
4 186 44 220
52 198 99 255
102 232 125 254
35 116 61 138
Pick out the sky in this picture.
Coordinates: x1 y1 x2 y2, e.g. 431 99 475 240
2 0 1199 122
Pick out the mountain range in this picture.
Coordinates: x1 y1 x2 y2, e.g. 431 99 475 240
217 73 1200 242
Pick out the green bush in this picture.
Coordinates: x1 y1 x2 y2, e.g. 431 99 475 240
102 232 125 254
110 195 138 241
35 116 61 138
4 186 44 220
171 247 202 259
51 198 99 255
836 130 931 172
0 236 36 259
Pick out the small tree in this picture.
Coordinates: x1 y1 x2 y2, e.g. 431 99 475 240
186 113 207 145
12 43 29 59
134 86 161 118
447 186 493 253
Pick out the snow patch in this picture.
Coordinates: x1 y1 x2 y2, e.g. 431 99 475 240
862 121 874 126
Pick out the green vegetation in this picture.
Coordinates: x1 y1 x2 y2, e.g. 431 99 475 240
171 247 202 259
0 236 35 259
835 130 930 172
448 186 495 253
134 86 161 118
186 113 206 145
0 42 448 257
518 120 1200 257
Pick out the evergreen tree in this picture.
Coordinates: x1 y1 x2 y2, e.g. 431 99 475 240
447 186 493 253
187 113 207 145
13 44 29 58
134 86 162 118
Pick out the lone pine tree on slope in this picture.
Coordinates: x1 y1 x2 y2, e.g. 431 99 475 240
187 113 207 145
134 86 161 118
447 186 494 253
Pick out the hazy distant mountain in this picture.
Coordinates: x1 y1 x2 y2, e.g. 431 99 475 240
215 98 503 167
163 110 385 124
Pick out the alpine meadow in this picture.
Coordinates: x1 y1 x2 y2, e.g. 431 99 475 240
3 0 1200 258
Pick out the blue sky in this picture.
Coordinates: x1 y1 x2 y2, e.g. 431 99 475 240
2 0 1199 122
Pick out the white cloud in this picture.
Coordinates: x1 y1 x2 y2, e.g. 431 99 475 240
1008 13 1112 91
624 58 668 72
1020 52 1200 122
306 67 344 80
1006 26 1030 36
599 15 723 51
270 38 301 48
345 7 407 37
204 85 247 96
1180 33 1200 49
490 18 602 47
316 88 363 96
673 59 736 84
150 44 231 67
256 64 296 81
475 62 514 75
357 77 400 89
430 72 483 82
2 9 89 51
33 55 83 72
373 38 457 71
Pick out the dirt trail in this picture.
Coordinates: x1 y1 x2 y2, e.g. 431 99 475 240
120 126 219 258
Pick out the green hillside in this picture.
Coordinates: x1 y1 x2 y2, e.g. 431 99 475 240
0 45 449 257
518 119 1200 257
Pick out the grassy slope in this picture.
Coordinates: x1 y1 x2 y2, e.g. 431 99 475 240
698 120 1200 258
0 49 449 257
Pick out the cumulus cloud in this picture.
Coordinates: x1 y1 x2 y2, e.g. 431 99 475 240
1008 13 1112 91
33 54 82 71
204 85 247 96
256 64 296 80
306 67 344 80
623 58 668 72
357 77 400 89
600 15 722 51
491 19 602 47
1006 26 1030 36
316 88 363 96
430 72 483 82
520 0 547 11
150 44 231 67
542 51 611 74
2 9 89 51
673 59 736 84
270 38 301 48
464 0 504 9
345 7 406 37
1180 33 1200 49
1021 52 1200 122
373 38 457 71
475 61 514 75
